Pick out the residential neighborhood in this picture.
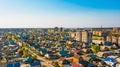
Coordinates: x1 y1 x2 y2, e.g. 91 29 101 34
0 27 120 67
0 0 120 67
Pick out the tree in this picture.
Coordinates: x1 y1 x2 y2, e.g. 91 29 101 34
67 44 72 49
22 50 31 58
31 56 37 60
52 61 60 67
91 45 99 54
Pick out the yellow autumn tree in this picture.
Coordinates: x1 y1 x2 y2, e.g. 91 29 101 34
91 45 99 54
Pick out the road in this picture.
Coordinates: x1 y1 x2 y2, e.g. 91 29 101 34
24 47 54 67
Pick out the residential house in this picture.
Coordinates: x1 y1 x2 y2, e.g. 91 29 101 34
71 63 83 67
29 61 41 67
62 59 71 67
7 62 20 67
0 53 2 60
39 49 47 56
23 57 33 63
45 51 59 59
73 54 80 63
59 49 71 57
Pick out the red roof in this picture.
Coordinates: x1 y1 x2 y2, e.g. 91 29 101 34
74 50 79 53
71 63 82 67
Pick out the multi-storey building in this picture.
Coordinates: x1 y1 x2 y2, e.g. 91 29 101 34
70 30 92 43
70 32 76 38
112 36 118 43
106 36 112 42
81 30 92 43
54 27 59 33
48 29 54 33
60 27 64 32
75 31 82 41
113 27 119 34
93 30 102 36
118 37 120 46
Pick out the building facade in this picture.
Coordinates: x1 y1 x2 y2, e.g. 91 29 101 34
70 32 76 38
75 31 82 41
106 36 112 42
118 37 120 46
112 36 118 43
81 30 92 43
113 27 119 34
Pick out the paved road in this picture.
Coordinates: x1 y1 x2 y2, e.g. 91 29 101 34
24 47 54 67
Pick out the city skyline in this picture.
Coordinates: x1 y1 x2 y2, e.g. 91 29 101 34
0 0 120 28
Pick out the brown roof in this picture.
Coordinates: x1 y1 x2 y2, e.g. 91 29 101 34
74 54 80 59
59 57 65 61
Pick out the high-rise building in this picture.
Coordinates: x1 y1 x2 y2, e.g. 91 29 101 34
48 29 54 33
60 27 64 32
70 32 76 38
106 36 112 42
113 27 119 34
75 31 82 41
112 36 118 43
54 27 59 33
102 31 110 42
118 37 120 46
82 30 92 43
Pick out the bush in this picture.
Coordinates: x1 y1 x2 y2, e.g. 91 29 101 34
51 61 60 67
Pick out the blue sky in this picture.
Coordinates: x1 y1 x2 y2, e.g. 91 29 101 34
0 0 120 28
